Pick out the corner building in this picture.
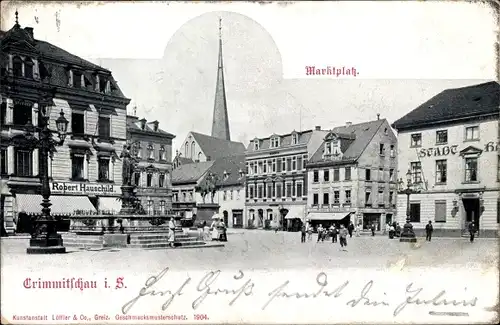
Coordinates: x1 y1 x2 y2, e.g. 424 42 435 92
392 81 499 237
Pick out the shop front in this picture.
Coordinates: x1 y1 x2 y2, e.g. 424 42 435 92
306 211 353 230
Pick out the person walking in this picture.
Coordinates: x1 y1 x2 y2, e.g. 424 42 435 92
468 222 476 243
307 224 313 241
371 223 376 236
348 222 354 238
355 224 361 237
300 224 306 243
331 225 338 243
168 217 176 248
389 224 395 239
339 224 348 251
317 224 324 242
425 220 434 241
384 223 390 236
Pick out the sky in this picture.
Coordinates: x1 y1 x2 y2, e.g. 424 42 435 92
1 1 498 149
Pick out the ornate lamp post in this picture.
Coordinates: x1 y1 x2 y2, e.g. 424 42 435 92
397 168 420 243
26 105 69 254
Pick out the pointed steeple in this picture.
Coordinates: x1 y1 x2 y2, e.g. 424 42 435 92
211 17 231 141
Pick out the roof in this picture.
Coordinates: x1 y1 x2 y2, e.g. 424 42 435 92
126 115 175 138
177 157 194 164
392 81 500 130
246 129 314 151
191 132 246 160
171 161 214 185
200 155 246 187
309 119 385 164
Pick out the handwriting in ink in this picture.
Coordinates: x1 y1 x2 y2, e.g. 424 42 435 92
262 272 349 310
393 283 479 317
346 280 390 308
121 267 191 314
192 270 254 310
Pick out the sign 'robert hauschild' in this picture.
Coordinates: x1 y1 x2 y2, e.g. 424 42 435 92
51 182 119 195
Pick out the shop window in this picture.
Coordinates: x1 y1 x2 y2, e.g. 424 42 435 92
98 158 110 181
15 149 32 176
435 201 447 223
71 155 85 180
71 112 85 135
410 202 421 223
98 116 111 139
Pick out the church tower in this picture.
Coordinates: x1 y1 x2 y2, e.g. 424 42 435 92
211 18 231 141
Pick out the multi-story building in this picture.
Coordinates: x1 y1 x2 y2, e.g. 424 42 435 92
127 115 175 215
0 16 130 233
171 155 245 227
392 81 499 237
245 126 328 230
305 118 398 231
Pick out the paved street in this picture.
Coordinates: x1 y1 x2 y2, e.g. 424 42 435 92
1 230 498 272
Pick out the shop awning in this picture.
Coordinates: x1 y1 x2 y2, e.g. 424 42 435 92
284 205 306 220
16 194 96 216
98 197 122 214
307 212 351 221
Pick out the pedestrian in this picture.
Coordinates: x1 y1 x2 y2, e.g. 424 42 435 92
348 222 354 238
317 224 324 242
395 223 401 237
468 222 476 243
425 220 433 241
384 223 390 236
389 224 395 239
331 225 338 243
355 224 361 237
339 224 348 250
371 223 376 236
168 217 176 248
307 225 313 241
300 224 306 243
210 217 220 241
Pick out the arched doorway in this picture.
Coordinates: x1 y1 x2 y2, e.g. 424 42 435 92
223 210 229 226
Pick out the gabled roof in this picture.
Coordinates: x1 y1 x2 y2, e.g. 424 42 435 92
392 81 500 130
177 157 194 165
191 132 246 160
309 119 385 164
246 129 314 151
200 155 246 187
126 115 175 138
171 161 214 185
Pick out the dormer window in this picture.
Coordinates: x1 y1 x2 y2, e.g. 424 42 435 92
238 168 244 178
147 144 154 160
254 140 260 150
270 137 280 148
291 133 298 145
325 142 332 154
159 146 166 160
73 70 82 88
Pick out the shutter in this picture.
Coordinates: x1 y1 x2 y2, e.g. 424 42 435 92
434 201 446 222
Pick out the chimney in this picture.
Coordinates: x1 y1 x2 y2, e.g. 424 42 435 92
24 27 33 39
377 113 380 120
315 126 321 131
346 121 352 127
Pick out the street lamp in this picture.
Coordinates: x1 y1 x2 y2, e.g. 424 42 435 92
26 104 69 254
397 168 420 243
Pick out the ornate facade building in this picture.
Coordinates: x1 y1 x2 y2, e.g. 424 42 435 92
392 81 499 237
127 115 175 215
306 118 398 231
244 126 327 230
0 16 130 234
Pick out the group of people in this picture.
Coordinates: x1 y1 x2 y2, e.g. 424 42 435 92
300 222 357 250
385 222 402 239
167 216 228 248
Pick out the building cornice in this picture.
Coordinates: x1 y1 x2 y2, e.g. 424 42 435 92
392 112 498 132
306 159 357 169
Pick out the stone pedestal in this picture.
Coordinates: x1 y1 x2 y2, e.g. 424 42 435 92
196 203 220 225
119 185 136 214
400 217 417 243
27 220 66 254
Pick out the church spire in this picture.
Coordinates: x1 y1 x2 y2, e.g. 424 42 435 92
211 17 231 141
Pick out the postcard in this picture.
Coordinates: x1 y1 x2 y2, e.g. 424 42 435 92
0 1 499 324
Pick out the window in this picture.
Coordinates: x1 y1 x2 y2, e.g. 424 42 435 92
13 102 32 126
262 161 267 173
248 185 254 199
146 173 153 187
465 126 479 141
313 193 319 205
191 142 195 159
389 191 394 205
134 172 140 186
292 133 298 145
323 169 330 181
15 150 32 176
159 146 166 160
147 144 154 160
98 116 111 139
71 113 85 135
147 200 153 215
184 142 189 158
254 140 260 150
13 56 23 77
159 201 166 215
272 159 276 173
98 158 110 181
410 202 421 223
282 159 286 172
378 190 384 207
237 190 240 200
71 155 85 180
296 182 303 197
302 155 308 170
1 102 6 125
271 137 279 148
410 133 422 147
365 191 372 206
379 143 385 155
389 168 395 181
436 130 448 144
345 190 351 204
159 173 165 187
267 160 272 173
253 163 258 174
257 185 263 198
323 193 329 205
435 201 447 223
223 191 227 201
292 157 297 171
390 145 395 157
379 168 384 181
333 191 340 204
267 184 273 198
24 58 34 79
276 183 282 198
333 168 340 181
465 157 478 182
345 167 351 180
411 162 422 183
0 148 7 175
73 71 82 88
286 158 292 172
286 183 292 198
365 169 371 181
435 160 447 184
297 156 303 171
313 170 319 183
